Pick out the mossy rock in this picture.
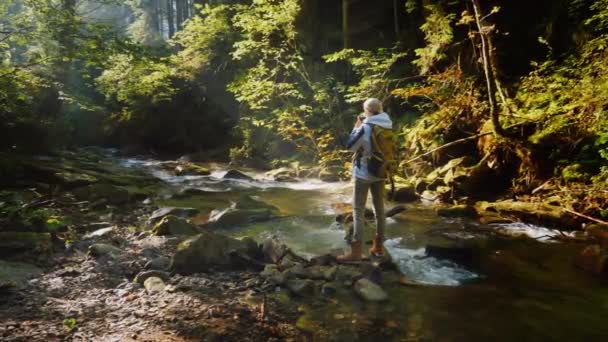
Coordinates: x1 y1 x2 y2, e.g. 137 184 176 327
171 232 260 274
207 208 275 228
475 200 575 229
437 205 478 218
0 232 52 256
174 163 211 176
72 183 130 204
152 215 199 236
0 260 42 290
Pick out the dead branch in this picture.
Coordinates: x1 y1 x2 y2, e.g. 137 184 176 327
563 208 608 227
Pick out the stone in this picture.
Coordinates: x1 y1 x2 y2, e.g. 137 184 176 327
260 265 287 285
223 169 254 181
145 257 171 271
286 279 315 297
0 260 42 290
576 245 608 277
83 227 115 239
425 244 476 268
174 163 211 176
88 243 122 258
391 186 418 203
475 200 576 229
171 232 260 274
207 208 274 228
274 174 298 182
147 207 199 224
0 232 52 256
354 278 388 302
321 283 338 297
319 166 341 182
72 184 130 205
152 215 198 236
134 270 171 285
144 277 166 293
54 172 98 188
232 195 278 212
262 237 288 264
436 205 478 218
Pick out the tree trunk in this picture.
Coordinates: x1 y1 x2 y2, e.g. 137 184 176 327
342 0 349 49
167 0 175 37
471 0 507 137
57 0 76 86
393 0 400 37
175 0 183 30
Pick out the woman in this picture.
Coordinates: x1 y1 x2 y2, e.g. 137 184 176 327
338 98 392 261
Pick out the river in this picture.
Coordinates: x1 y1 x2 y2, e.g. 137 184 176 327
118 153 608 341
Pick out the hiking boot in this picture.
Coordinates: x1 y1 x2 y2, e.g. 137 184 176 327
368 235 385 256
337 241 362 262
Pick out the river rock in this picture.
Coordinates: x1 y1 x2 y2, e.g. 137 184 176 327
321 282 338 296
0 232 52 256
72 183 130 205
144 277 166 293
262 237 288 264
391 186 418 202
286 279 316 297
171 232 260 274
174 163 211 176
426 244 476 267
233 195 278 212
266 167 296 179
475 200 575 229
207 208 274 228
576 245 608 278
437 205 478 218
134 270 171 284
147 207 199 224
145 257 171 271
88 243 122 258
223 169 254 181
54 171 98 188
83 227 115 239
260 265 287 285
0 260 42 290
152 215 198 236
274 174 298 182
319 166 341 182
354 278 388 302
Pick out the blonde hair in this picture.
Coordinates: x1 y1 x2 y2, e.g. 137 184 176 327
363 98 383 114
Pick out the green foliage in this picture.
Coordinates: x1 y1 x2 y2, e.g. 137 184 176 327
324 48 407 103
63 318 77 331
413 5 455 75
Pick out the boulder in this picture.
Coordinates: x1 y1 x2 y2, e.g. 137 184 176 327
144 277 166 293
475 200 576 229
576 245 608 278
319 166 341 182
274 175 298 183
266 167 296 180
391 186 418 203
54 171 98 189
286 279 316 297
260 264 287 285
354 278 388 302
0 260 42 290
207 208 274 228
147 207 199 225
233 195 278 212
72 184 130 205
174 163 211 176
152 215 198 236
88 243 122 258
437 205 478 218
425 244 476 268
171 232 260 274
0 232 52 256
223 169 254 181
262 237 288 264
145 257 171 271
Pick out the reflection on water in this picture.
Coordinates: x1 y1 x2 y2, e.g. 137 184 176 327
118 154 608 340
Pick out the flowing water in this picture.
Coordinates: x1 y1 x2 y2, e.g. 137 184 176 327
119 154 608 341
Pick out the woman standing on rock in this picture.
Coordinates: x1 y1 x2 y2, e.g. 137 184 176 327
338 98 393 261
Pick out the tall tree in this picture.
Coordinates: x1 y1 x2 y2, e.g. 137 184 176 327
342 0 349 49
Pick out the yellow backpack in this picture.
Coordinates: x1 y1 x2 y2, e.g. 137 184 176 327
369 124 398 196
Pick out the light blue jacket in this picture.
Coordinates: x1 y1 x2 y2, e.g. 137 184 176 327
346 112 393 182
